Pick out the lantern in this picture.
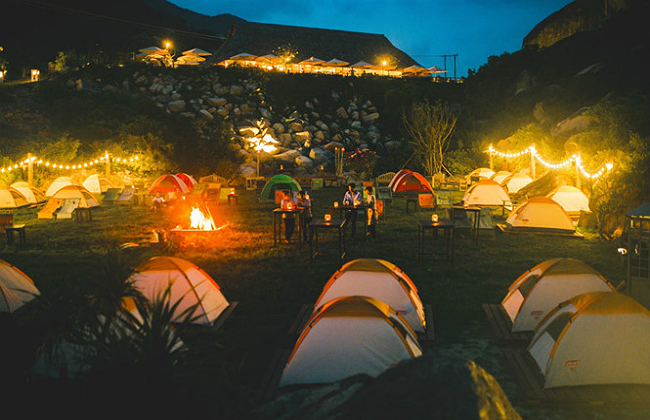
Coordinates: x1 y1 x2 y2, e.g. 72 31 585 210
431 214 439 223
324 213 332 222
286 202 294 210
334 201 339 208
464 202 469 208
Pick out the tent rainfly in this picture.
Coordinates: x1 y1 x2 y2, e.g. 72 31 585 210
45 176 78 197
529 292 650 388
10 181 46 204
127 256 230 326
502 258 615 332
259 174 301 201
504 197 575 233
82 174 115 194
50 185 99 208
388 169 435 194
175 173 197 191
490 171 512 185
279 296 422 388
313 258 426 333
546 186 590 215
462 179 511 207
0 185 29 209
0 259 40 313
148 174 190 195
501 173 533 194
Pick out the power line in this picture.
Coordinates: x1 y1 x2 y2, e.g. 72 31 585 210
7 0 227 42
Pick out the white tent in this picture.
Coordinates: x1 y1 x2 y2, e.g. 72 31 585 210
529 292 650 388
546 186 590 215
1 259 40 313
10 181 46 204
502 258 614 332
466 167 495 185
50 184 99 208
504 197 575 233
501 173 533 194
45 176 78 197
0 184 29 209
462 179 511 207
127 257 230 326
490 171 512 185
279 296 422 387
82 174 116 194
313 259 426 333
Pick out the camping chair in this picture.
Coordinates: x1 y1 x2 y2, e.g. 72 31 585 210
116 187 135 205
38 199 62 220
102 187 122 204
55 198 80 219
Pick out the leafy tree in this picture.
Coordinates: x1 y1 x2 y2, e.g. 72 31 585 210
402 100 458 176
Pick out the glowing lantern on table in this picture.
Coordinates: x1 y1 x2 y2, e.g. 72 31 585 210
324 213 332 222
353 200 360 207
334 201 339 208
431 214 439 223
228 188 236 196
286 202 294 210
464 202 469 209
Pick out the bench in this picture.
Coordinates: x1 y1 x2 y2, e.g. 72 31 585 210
0 213 26 246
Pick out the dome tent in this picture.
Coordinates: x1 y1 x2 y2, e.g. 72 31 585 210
50 184 99 208
529 292 650 389
45 176 78 197
389 169 434 194
313 258 426 333
490 171 512 185
259 174 301 202
546 185 590 216
82 174 116 194
466 167 495 186
127 256 231 326
462 179 511 207
501 173 533 194
10 181 46 204
1 258 40 313
502 258 614 333
503 197 575 234
0 185 29 209
148 174 190 195
279 296 422 388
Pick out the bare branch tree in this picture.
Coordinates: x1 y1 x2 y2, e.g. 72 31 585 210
402 100 458 176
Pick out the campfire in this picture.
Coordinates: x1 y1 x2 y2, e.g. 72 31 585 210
168 201 228 248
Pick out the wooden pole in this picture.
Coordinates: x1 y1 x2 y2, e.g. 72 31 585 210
489 150 493 171
105 151 110 177
27 153 34 186
575 152 581 189
531 143 536 179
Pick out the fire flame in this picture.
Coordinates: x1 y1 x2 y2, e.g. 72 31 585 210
190 206 215 230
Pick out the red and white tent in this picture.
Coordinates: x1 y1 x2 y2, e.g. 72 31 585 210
148 174 190 195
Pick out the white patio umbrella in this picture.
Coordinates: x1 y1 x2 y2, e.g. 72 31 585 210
323 58 350 67
230 52 258 60
182 48 211 56
299 56 325 65
139 46 169 55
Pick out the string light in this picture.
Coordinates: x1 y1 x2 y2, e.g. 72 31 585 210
486 144 613 180
0 152 141 174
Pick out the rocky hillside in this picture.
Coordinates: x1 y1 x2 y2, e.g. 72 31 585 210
523 0 630 48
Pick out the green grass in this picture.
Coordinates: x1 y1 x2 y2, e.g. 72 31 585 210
0 186 628 418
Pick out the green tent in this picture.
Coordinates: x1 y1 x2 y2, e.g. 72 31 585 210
259 174 302 201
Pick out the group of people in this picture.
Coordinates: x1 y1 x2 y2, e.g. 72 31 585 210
279 182 377 243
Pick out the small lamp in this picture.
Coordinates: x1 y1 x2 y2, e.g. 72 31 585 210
463 202 469 209
431 213 439 223
324 213 332 222
334 201 339 208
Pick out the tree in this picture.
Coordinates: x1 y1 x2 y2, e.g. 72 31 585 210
402 100 457 176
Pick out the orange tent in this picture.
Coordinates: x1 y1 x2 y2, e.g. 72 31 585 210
148 174 190 195
389 169 434 194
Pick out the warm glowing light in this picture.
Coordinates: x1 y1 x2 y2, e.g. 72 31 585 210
605 162 614 171
190 206 215 230
431 214 439 222
334 201 339 208
324 213 332 222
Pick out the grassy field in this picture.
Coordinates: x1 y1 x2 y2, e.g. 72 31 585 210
1 184 641 419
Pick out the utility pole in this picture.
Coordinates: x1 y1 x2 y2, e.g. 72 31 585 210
439 54 458 80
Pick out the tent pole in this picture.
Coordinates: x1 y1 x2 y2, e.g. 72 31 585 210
27 152 34 186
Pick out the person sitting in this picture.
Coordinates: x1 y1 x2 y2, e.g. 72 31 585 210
280 190 297 243
342 183 362 236
150 192 165 211
365 186 377 240
296 190 312 243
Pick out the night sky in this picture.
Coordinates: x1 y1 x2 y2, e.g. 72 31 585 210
169 0 573 77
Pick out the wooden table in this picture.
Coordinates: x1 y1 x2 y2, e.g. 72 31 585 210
309 218 346 259
74 207 93 222
272 208 303 248
4 225 26 246
449 205 481 244
417 219 454 264
332 204 368 236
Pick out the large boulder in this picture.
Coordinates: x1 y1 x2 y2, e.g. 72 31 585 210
167 100 186 113
273 150 302 164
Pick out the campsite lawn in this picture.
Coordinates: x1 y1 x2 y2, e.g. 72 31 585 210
0 185 636 419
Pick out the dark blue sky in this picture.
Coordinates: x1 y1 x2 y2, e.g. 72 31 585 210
169 0 573 77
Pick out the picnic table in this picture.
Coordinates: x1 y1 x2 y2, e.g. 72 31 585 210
309 218 346 259
448 205 481 244
272 208 304 248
